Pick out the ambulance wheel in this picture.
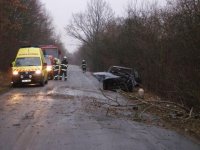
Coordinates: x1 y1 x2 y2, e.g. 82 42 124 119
12 83 17 88
40 79 45 86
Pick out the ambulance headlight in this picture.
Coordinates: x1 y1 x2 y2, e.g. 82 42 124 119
47 66 52 72
35 70 42 75
13 71 19 75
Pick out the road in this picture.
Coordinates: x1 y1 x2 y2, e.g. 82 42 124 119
0 65 199 150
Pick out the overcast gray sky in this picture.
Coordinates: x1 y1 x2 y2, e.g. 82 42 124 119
40 0 166 53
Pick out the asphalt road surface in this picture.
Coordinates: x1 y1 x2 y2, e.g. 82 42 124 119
0 65 199 150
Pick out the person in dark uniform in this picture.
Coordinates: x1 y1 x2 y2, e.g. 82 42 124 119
82 59 87 73
60 56 68 81
53 58 60 80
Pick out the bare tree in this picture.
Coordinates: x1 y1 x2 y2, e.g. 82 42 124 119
0 0 67 70
65 0 114 46
65 0 114 70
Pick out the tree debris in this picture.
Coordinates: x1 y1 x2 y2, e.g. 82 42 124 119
95 89 200 122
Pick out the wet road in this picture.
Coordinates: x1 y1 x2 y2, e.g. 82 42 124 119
0 65 199 150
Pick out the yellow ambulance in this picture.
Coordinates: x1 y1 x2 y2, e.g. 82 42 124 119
11 47 48 86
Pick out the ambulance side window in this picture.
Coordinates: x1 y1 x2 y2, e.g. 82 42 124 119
15 60 21 66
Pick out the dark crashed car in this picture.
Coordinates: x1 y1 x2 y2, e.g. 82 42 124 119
93 66 141 92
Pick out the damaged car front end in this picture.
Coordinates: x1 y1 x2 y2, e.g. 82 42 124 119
93 66 140 92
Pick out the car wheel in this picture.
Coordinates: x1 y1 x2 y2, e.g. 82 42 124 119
120 82 128 92
127 80 133 92
128 84 133 92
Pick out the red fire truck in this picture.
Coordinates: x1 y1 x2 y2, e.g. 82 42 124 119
40 45 61 59
40 45 62 79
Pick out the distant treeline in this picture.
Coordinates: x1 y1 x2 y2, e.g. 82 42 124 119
0 0 66 70
69 0 200 111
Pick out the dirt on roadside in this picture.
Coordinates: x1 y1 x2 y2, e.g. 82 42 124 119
0 71 11 94
87 88 200 142
125 90 200 141
141 93 200 141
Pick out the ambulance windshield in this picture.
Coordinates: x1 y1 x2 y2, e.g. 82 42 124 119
15 57 41 66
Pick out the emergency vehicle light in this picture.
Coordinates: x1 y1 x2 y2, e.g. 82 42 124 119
13 71 19 75
35 70 42 74
47 66 52 72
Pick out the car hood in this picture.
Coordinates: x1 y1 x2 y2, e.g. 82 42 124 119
93 72 120 81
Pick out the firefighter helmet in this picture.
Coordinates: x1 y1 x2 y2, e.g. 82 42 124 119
63 56 67 60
